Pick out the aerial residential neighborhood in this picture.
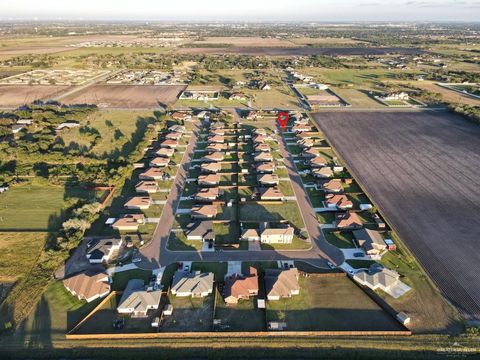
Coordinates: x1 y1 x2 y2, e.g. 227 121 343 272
0 2 479 359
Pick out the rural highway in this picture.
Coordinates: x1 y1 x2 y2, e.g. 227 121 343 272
137 118 344 270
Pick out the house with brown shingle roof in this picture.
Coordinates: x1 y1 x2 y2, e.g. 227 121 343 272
322 179 343 193
160 139 178 149
209 128 225 136
117 279 162 317
258 187 284 201
156 148 175 158
139 167 164 180
241 229 260 241
224 267 259 305
312 167 333 179
124 196 152 210
335 212 363 230
165 132 182 140
253 135 267 144
201 162 222 174
256 162 276 174
353 228 387 257
170 112 191 121
195 187 220 202
135 181 158 194
185 221 215 242
297 138 314 148
254 128 267 136
149 157 169 167
198 174 220 186
265 268 300 301
324 194 353 210
208 135 225 144
191 205 217 219
168 124 186 133
303 147 320 159
254 152 273 163
63 271 111 303
257 174 279 185
254 143 270 152
206 143 227 152
292 124 312 133
112 214 145 231
203 152 224 162
309 156 328 168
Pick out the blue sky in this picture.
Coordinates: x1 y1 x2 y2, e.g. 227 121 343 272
0 0 479 21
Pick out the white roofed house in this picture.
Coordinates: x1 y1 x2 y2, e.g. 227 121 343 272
149 157 170 167
261 226 294 244
117 279 162 317
171 271 214 298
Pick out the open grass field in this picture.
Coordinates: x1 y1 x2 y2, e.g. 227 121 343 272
266 276 403 331
330 87 384 108
413 81 480 106
61 85 186 108
314 110 480 321
0 181 102 231
161 294 214 332
189 37 298 47
0 85 69 107
239 202 305 229
0 232 47 282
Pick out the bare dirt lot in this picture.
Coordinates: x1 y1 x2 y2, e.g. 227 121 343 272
61 84 186 108
0 85 70 107
313 111 480 320
176 47 426 56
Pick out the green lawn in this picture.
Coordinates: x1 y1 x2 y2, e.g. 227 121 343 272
111 269 153 291
0 181 102 231
239 203 305 229
191 262 227 281
345 259 377 269
266 276 402 331
324 230 356 249
261 236 311 250
167 232 202 251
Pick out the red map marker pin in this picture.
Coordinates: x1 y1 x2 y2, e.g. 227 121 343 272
277 112 289 132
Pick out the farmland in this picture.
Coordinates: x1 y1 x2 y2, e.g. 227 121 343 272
0 85 69 107
314 110 480 320
61 85 186 108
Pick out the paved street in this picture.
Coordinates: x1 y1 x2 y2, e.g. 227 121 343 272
137 118 344 271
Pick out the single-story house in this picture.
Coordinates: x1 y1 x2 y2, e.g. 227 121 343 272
229 91 247 101
324 194 353 210
124 196 152 210
11 125 25 134
63 271 110 303
353 228 387 257
297 138 314 148
335 212 363 230
198 174 220 186
139 167 164 180
254 128 267 136
111 214 145 231
303 147 320 159
208 135 225 144
156 148 175 158
209 128 225 136
312 167 333 178
224 267 259 305
86 238 123 264
203 152 224 162
353 265 411 298
160 139 178 149
241 229 260 241
253 135 267 144
256 162 275 174
260 226 294 244
322 179 343 193
201 162 222 173
171 271 214 298
254 143 270 152
135 181 158 194
170 112 191 121
185 221 215 242
254 152 273 163
191 205 218 219
309 156 329 168
257 174 280 185
265 268 300 301
292 124 312 133
165 132 182 140
258 187 284 201
168 124 186 133
149 157 170 167
195 187 220 202
117 279 162 317
206 143 227 152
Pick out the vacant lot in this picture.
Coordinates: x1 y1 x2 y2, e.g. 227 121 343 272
266 276 402 331
161 294 214 332
314 111 480 320
61 85 186 108
0 181 102 231
0 85 69 107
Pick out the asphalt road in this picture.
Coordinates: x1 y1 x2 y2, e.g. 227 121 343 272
313 110 480 320
137 119 344 270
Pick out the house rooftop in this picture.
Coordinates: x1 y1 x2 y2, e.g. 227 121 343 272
171 271 214 296
63 271 110 301
135 181 158 192
198 174 220 184
191 205 218 218
186 221 215 241
322 179 343 191
117 279 162 315
259 187 284 199
124 196 151 208
265 268 300 299
335 212 362 228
